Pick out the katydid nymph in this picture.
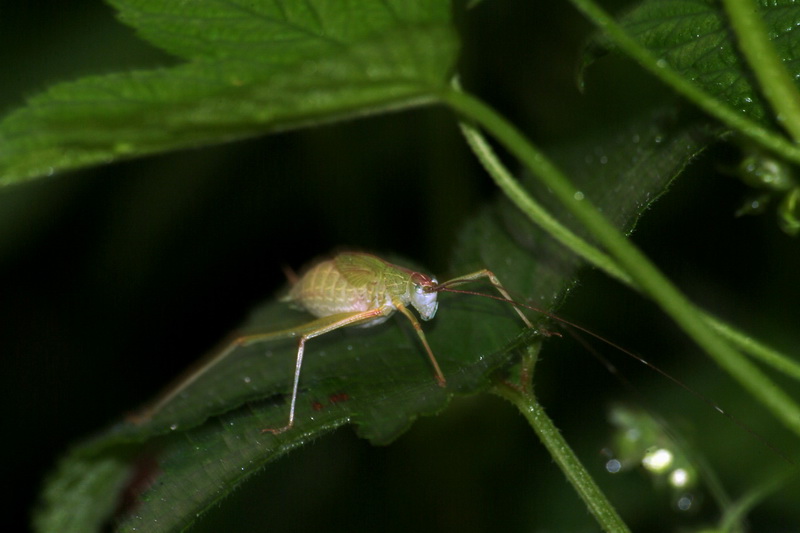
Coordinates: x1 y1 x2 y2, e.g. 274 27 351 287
137 252 534 434
135 251 786 465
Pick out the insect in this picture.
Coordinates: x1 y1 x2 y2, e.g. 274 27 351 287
135 251 787 472
138 252 534 434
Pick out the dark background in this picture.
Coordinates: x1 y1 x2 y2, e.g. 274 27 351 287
2 1 799 531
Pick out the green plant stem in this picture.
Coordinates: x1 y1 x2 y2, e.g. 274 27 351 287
705 315 800 382
492 380 630 533
458 119 633 286
718 471 794 532
567 0 800 165
440 87 800 440
722 0 800 142
458 118 800 383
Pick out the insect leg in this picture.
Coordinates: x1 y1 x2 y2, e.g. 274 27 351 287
133 309 390 426
261 306 394 435
395 303 447 387
131 338 260 424
439 270 534 328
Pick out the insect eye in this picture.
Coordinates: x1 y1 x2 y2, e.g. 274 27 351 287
411 273 437 293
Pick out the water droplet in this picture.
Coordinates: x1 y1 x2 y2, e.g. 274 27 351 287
243 376 252 384
170 423 178 431
605 459 622 473
656 58 668 68
676 494 694 511
599 155 608 165
573 191 585 201
669 468 690 488
642 447 674 472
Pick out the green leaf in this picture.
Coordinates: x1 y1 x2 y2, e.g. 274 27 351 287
0 0 457 184
33 105 715 533
108 0 452 62
584 0 800 126
33 453 133 533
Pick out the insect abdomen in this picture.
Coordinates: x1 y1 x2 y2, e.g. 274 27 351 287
286 259 383 318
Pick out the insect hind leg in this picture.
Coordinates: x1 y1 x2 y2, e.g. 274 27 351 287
260 306 393 434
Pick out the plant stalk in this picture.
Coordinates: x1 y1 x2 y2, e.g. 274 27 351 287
493 378 631 533
440 87 800 440
458 118 800 383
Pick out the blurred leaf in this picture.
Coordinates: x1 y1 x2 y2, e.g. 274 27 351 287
33 105 717 533
0 0 457 184
583 0 800 126
33 453 132 533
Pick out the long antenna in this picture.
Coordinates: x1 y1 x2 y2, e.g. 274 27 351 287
435 285 795 465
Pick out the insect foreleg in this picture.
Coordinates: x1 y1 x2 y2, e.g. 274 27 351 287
396 303 447 387
439 270 534 329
